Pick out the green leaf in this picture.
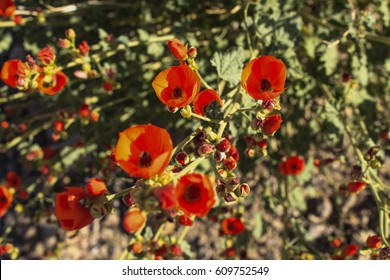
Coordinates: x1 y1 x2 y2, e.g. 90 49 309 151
210 48 246 87
252 213 263 239
320 46 339 76
289 186 307 212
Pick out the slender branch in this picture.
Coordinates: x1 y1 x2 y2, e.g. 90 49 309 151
194 69 212 89
191 113 221 124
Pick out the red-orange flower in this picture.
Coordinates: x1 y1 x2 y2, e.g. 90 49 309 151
193 89 223 116
54 187 94 230
286 156 305 175
86 178 107 197
241 56 286 100
122 208 147 233
114 124 173 178
347 181 366 193
175 173 215 217
38 46 55 65
366 235 382 249
0 59 29 88
152 64 200 109
168 38 187 60
343 244 358 256
37 70 67 95
6 171 21 189
0 186 13 217
262 114 283 136
0 0 16 17
221 217 245 235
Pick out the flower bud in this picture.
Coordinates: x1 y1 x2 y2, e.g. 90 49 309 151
54 120 65 132
198 143 213 156
214 151 226 163
370 158 382 169
251 118 263 130
245 136 256 147
245 148 256 158
262 114 282 136
66 28 76 40
347 181 366 193
132 241 143 254
224 157 237 171
342 72 352 83
236 183 250 197
187 47 197 59
86 178 107 197
168 38 187 60
180 105 192 118
256 139 267 149
170 244 182 257
178 215 193 226
262 99 276 111
175 152 189 166
224 193 238 204
366 235 382 249
379 247 390 260
216 138 231 152
123 192 137 207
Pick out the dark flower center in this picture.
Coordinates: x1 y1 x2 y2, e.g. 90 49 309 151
139 151 152 168
290 163 298 171
260 79 272 92
0 196 7 204
172 86 183 98
184 184 201 203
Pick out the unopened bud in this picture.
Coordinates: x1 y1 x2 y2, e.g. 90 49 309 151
224 157 237 171
216 138 231 152
224 193 238 204
251 118 263 130
180 105 192 118
370 159 382 169
187 47 197 59
245 148 256 158
245 136 256 147
175 152 189 166
66 28 76 40
198 143 214 156
379 247 390 260
236 183 250 197
214 151 226 163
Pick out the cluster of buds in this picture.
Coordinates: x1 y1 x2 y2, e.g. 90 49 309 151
59 29 96 79
79 103 99 124
363 146 382 169
244 135 267 158
150 241 182 260
168 38 197 62
102 66 120 93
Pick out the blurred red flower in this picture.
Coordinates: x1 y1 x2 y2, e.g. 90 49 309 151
37 70 67 95
54 187 94 230
6 171 21 189
366 235 382 249
0 59 29 88
122 208 146 233
241 56 286 101
285 156 305 175
0 186 13 217
152 64 200 109
347 181 366 193
0 0 16 17
343 244 358 256
175 173 215 217
114 124 173 178
221 217 245 235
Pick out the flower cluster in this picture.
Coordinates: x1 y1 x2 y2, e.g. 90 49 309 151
0 46 67 95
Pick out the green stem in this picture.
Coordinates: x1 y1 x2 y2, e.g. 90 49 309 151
191 113 221 124
243 1 254 57
175 157 205 178
106 185 135 201
153 223 166 242
172 127 201 155
281 175 290 260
